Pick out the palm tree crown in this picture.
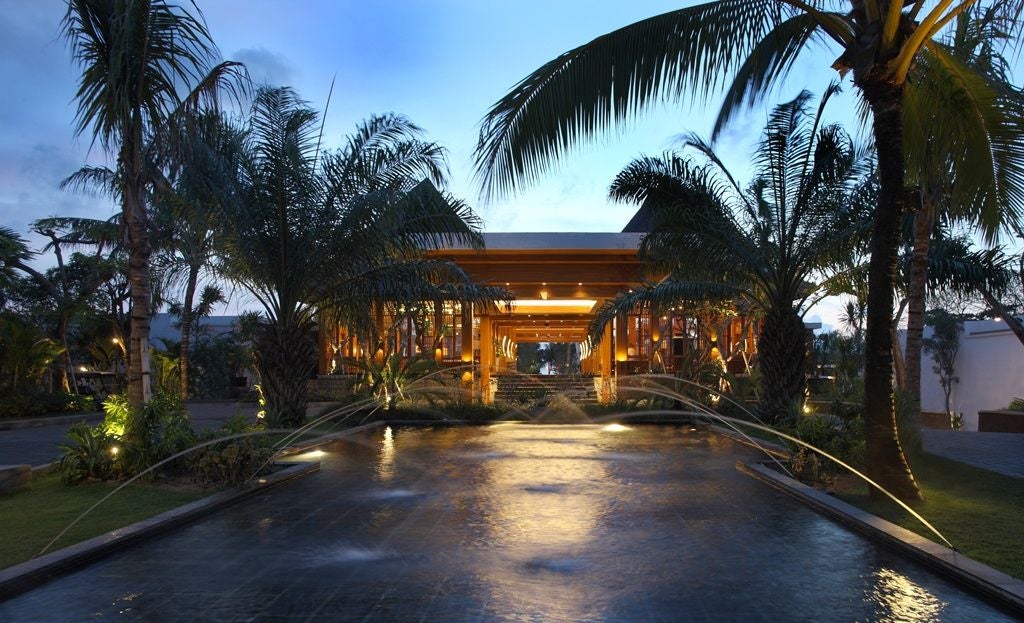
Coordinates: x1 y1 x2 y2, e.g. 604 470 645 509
593 90 873 422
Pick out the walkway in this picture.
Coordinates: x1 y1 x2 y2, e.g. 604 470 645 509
921 429 1024 478
0 402 256 468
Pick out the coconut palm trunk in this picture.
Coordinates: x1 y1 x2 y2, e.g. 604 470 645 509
903 191 937 406
178 263 200 400
859 81 922 502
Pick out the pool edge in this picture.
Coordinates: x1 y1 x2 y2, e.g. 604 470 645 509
0 462 319 602
738 459 1024 616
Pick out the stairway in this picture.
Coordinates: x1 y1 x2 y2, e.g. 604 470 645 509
494 374 597 405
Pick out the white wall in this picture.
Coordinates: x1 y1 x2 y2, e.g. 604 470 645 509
918 319 1024 430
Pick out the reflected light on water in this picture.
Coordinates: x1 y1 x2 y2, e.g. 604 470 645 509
477 426 614 620
869 567 944 622
377 426 395 482
601 423 631 432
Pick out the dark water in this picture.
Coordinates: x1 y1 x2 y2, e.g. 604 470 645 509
1 424 1017 622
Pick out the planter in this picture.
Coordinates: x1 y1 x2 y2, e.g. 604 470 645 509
977 409 1024 433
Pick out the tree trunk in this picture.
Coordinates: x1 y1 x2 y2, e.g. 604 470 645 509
859 80 923 503
757 304 807 425
904 191 936 410
124 178 153 409
56 316 73 393
255 318 315 428
978 286 1024 346
891 297 908 389
179 264 200 400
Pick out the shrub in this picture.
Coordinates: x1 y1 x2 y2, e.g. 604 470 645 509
188 437 274 486
58 422 115 484
0 391 96 419
789 413 865 486
1009 397 1024 411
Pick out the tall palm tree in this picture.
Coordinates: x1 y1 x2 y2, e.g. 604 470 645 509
61 0 244 408
475 0 1024 500
591 90 872 423
902 6 1024 408
216 87 507 427
151 113 245 400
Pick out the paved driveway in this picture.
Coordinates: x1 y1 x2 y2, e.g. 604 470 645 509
921 429 1024 478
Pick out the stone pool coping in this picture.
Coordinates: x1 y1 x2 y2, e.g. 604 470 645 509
0 461 319 602
738 460 1024 616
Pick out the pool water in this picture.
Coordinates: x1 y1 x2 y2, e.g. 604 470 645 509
1 424 1017 621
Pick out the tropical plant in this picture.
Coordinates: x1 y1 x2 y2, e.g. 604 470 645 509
152 112 246 399
473 0 1024 501
922 308 962 420
61 0 244 408
349 354 440 410
0 312 66 392
590 91 872 424
213 87 507 427
59 421 115 484
902 5 1024 412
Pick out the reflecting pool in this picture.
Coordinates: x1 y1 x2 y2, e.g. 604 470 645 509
0 425 1016 621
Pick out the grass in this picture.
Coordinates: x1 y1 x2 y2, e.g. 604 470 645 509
836 451 1024 580
0 471 212 571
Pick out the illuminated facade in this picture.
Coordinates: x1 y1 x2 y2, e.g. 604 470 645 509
317 232 760 403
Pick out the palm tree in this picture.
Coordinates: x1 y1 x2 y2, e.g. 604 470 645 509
902 6 1024 408
591 90 872 423
474 0 1024 500
215 87 508 427
61 0 244 408
151 113 244 400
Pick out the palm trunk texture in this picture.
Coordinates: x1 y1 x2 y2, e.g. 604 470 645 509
757 305 807 424
179 265 199 400
860 80 923 503
124 171 153 409
255 320 315 428
904 193 936 410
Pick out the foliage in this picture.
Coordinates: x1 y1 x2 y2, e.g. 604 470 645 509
0 313 65 392
350 354 440 410
58 422 116 485
1009 397 1024 411
812 330 862 397
208 87 507 427
188 334 250 399
0 391 95 420
923 309 963 417
188 437 273 486
590 90 872 424
789 414 865 487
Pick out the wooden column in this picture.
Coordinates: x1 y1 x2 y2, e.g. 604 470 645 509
461 304 473 362
614 312 629 362
600 322 613 403
480 314 493 404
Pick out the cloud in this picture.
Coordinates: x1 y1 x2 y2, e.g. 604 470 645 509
232 47 296 87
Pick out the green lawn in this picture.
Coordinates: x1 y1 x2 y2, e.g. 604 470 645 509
837 451 1024 580
0 471 211 571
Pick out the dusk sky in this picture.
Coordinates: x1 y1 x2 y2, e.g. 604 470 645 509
1 1 889 327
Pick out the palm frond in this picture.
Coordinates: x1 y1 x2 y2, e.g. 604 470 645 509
474 0 784 200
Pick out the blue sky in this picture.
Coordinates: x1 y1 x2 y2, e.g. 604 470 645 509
1 0 880 327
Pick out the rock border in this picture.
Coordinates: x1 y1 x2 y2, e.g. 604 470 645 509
738 459 1024 616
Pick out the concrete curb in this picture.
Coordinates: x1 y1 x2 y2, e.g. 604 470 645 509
0 461 319 602
0 412 104 431
738 460 1024 616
